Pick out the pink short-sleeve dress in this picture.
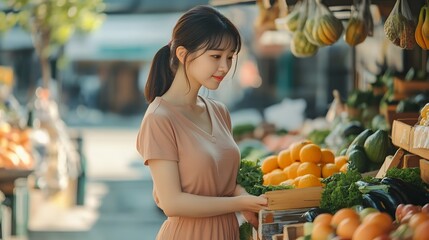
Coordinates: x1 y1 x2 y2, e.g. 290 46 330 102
136 96 241 240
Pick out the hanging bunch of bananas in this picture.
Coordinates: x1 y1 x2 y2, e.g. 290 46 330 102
304 0 344 46
415 1 429 50
344 16 368 46
344 0 371 46
303 0 322 45
277 1 301 33
290 0 319 57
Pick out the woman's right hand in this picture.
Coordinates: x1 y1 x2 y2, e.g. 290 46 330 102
239 194 268 213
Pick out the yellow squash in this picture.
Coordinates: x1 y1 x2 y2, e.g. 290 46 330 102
344 17 368 46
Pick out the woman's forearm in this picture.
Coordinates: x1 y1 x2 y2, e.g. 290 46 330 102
161 192 244 217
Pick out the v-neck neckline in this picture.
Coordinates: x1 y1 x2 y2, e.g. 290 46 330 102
158 96 215 137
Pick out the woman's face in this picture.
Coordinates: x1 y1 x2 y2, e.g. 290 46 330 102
185 42 236 90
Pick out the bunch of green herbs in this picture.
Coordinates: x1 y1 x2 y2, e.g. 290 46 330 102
237 159 291 196
320 169 364 213
386 167 427 190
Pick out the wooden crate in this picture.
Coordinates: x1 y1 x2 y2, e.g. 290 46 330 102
256 208 310 240
283 223 304 240
265 187 322 211
381 104 419 128
394 77 429 95
391 119 429 160
376 148 427 179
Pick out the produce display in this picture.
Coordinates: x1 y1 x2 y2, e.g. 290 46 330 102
0 121 34 170
298 203 429 240
236 91 428 240
259 141 345 189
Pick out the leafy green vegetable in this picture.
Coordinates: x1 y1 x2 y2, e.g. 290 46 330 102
237 159 264 196
307 129 331 146
385 167 426 190
358 184 389 194
233 124 256 139
320 169 363 213
239 222 253 240
237 159 291 196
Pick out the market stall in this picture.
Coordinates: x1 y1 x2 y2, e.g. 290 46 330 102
225 0 429 239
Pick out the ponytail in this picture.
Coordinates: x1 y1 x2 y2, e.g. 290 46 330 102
144 45 174 103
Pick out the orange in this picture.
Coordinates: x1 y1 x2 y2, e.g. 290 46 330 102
279 179 294 186
320 148 335 164
260 155 279 174
335 155 348 169
300 143 322 163
277 149 293 169
362 212 393 233
297 174 322 188
352 222 385 240
312 222 335 240
290 140 312 162
286 162 301 179
331 208 359 228
296 162 321 178
336 217 361 239
292 176 302 187
265 171 288 186
313 213 333 226
322 163 340 178
409 212 429 230
413 220 429 240
340 163 348 173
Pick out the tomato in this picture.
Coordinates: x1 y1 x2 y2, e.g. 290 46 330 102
395 204 405 222
421 203 429 214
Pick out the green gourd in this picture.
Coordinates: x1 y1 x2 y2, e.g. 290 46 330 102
363 130 389 163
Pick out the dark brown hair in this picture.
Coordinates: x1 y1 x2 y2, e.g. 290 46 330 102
144 5 241 103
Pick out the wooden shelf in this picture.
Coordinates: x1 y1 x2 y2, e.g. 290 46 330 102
211 0 421 18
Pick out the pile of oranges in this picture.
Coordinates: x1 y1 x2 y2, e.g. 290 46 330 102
306 207 394 240
260 140 348 188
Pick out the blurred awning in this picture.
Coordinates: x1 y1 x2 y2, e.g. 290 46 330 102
0 28 33 50
65 13 182 62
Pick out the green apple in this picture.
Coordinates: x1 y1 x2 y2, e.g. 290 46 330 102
359 207 379 221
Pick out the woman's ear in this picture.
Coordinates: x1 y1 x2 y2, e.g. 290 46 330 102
176 46 187 64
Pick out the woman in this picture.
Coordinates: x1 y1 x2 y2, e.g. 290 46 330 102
136 5 267 239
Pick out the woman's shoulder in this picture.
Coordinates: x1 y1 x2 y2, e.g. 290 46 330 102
144 97 173 120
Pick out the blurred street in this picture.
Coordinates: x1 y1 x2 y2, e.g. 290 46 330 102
27 127 166 240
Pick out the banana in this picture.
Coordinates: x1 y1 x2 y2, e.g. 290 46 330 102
320 19 337 44
423 4 429 39
414 7 428 50
304 18 316 44
344 17 367 46
317 22 332 45
325 15 344 38
285 10 300 32
311 21 326 46
291 31 318 58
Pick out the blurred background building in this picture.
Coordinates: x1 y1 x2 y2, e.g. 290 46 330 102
0 0 359 129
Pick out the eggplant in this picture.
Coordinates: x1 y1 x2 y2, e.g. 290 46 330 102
362 193 386 212
381 177 429 205
379 177 411 204
343 122 365 138
367 190 400 219
300 207 330 222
